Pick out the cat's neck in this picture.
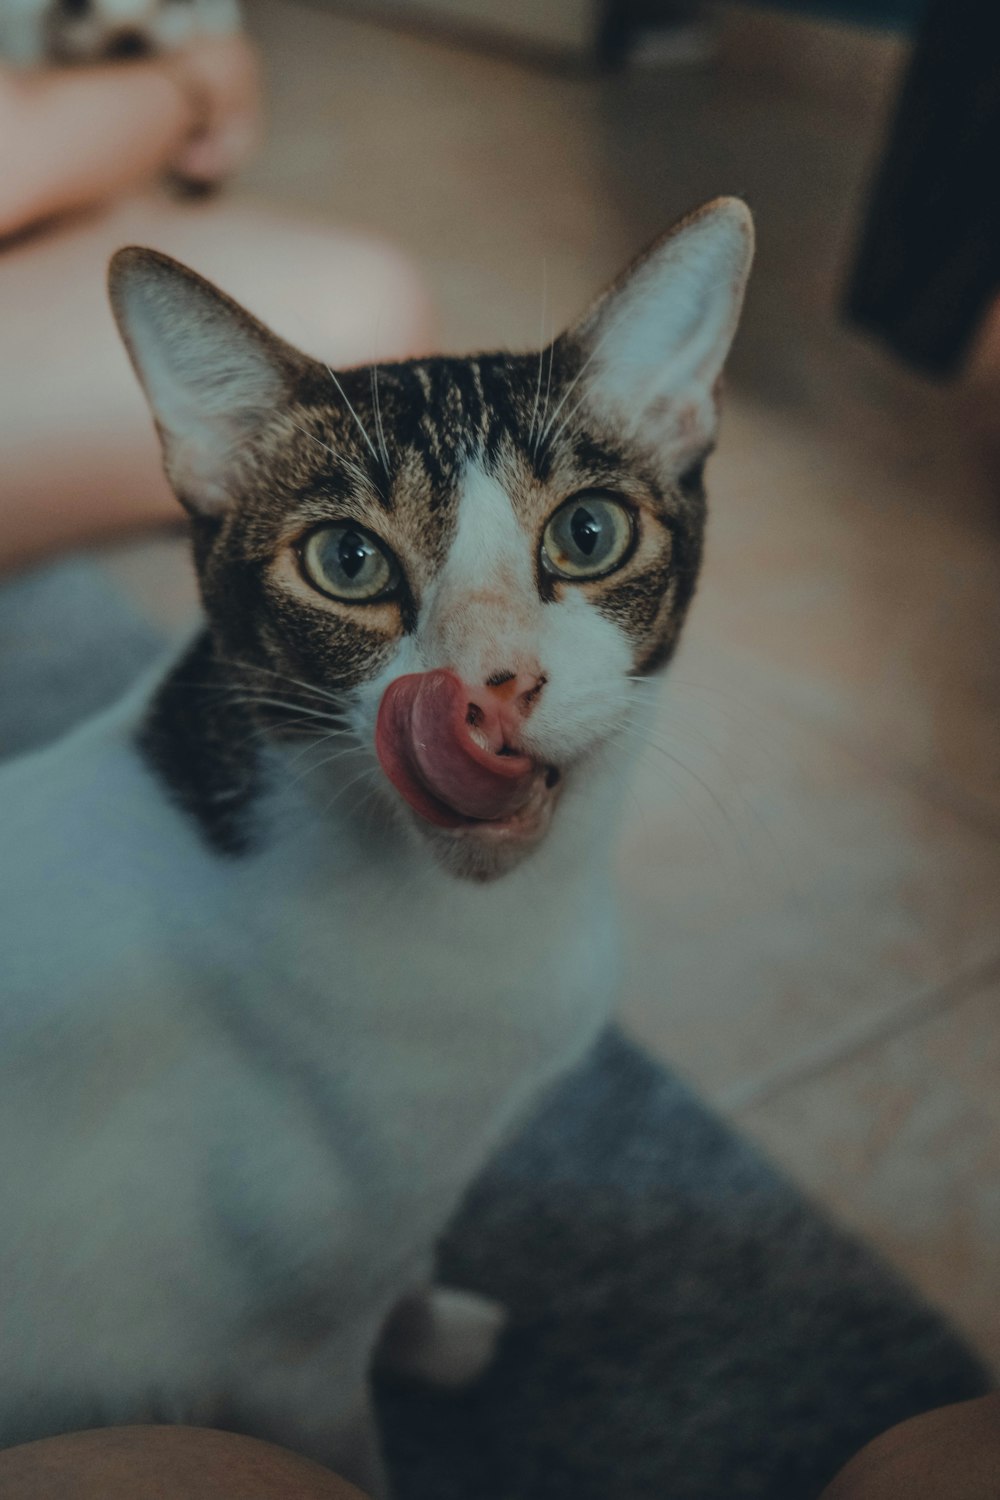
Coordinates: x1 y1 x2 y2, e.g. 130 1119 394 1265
119 627 623 1110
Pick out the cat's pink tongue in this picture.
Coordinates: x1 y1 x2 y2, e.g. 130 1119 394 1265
376 670 538 826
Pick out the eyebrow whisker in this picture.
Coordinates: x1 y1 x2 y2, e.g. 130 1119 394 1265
326 364 384 475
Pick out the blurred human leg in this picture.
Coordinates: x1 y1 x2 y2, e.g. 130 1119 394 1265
0 1425 368 1499
0 192 432 572
821 1396 1000 1500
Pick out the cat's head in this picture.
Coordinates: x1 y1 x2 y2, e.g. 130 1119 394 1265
110 198 753 880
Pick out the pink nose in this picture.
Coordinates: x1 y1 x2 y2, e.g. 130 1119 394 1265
464 670 546 752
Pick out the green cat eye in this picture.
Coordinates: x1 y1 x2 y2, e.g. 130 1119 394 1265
301 523 400 603
540 493 635 582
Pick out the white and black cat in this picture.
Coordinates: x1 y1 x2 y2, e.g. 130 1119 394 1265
0 198 753 1491
0 0 240 66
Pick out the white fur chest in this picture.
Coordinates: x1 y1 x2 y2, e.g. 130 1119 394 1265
0 693 619 1399
193 765 620 1260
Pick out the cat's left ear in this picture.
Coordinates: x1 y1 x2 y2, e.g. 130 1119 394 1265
109 247 306 516
567 197 754 467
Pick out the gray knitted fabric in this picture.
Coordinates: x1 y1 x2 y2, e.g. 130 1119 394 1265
382 1029 986 1499
1 557 989 1500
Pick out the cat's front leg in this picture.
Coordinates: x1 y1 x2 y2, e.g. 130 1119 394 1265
377 1286 508 1389
333 1389 390 1500
229 1350 389 1498
259 1386 389 1498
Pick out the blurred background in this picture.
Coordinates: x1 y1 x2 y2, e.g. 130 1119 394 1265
79 0 1000 1376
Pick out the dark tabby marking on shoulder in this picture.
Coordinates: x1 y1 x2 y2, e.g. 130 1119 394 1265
137 633 265 857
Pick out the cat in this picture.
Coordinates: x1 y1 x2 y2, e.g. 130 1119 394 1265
0 197 752 1492
0 0 240 66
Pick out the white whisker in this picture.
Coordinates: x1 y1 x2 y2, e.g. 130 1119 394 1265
213 659 350 711
230 712 330 744
533 325 557 461
370 365 391 475
171 680 343 723
534 328 608 458
538 381 593 456
326 364 383 473
287 416 338 460
287 416 377 498
283 737 365 790
527 259 548 450
249 712 351 747
217 693 344 725
320 764 384 819
615 710 786 875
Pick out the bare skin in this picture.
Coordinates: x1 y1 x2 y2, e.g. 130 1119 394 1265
820 1395 1000 1500
0 38 432 573
0 1426 369 1499
3 1398 998 1498
0 36 262 234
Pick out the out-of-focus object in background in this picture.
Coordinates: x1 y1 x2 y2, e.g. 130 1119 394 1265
846 0 1000 377
0 0 431 572
0 0 241 68
327 0 716 69
605 0 715 69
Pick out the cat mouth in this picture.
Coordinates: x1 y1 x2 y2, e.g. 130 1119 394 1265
375 670 561 839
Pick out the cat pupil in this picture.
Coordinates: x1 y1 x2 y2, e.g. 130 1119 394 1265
571 507 601 556
338 532 369 580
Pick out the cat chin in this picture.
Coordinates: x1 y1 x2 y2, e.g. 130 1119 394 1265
414 780 561 883
426 827 546 883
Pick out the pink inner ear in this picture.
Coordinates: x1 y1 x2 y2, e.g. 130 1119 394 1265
376 671 538 826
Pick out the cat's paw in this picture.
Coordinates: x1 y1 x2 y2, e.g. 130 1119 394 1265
377 1286 508 1389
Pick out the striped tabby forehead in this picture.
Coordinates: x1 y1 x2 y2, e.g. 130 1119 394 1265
253 350 560 507
236 346 689 530
206 346 704 685
111 198 753 694
268 351 560 562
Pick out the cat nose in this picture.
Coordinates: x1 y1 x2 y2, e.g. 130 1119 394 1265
482 669 547 716
464 670 546 747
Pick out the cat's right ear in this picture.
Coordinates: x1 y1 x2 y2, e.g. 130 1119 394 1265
109 248 305 517
563 198 754 470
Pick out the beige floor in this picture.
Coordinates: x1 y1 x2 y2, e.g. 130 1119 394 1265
103 2 1000 1370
